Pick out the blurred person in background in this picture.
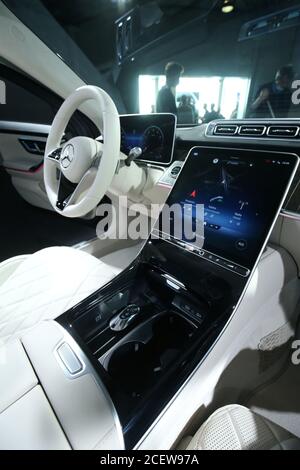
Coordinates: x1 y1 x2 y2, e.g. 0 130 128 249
156 62 184 115
177 94 195 124
250 65 295 118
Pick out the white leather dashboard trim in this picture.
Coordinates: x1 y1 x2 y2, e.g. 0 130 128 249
271 214 300 274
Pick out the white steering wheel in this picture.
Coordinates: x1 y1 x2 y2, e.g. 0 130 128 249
44 85 120 218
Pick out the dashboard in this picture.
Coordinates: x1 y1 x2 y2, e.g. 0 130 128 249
120 113 176 166
155 146 299 275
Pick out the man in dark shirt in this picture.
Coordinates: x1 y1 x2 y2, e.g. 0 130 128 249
156 62 184 115
250 65 294 118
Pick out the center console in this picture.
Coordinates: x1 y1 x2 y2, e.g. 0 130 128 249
58 146 299 448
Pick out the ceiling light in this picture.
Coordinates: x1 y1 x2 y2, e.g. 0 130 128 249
222 0 235 14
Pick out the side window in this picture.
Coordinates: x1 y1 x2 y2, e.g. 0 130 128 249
0 64 58 125
0 63 99 137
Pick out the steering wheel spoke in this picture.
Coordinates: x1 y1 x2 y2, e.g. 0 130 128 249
46 147 62 163
56 173 77 211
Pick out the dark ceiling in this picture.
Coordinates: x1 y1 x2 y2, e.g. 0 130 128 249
42 0 300 24
41 0 300 70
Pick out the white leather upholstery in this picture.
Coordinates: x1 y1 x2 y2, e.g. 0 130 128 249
0 255 28 285
0 323 124 450
0 385 70 450
185 405 300 450
0 339 37 414
0 247 120 344
21 321 124 450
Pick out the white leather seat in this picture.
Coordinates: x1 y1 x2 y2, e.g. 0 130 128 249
182 405 300 450
0 247 121 344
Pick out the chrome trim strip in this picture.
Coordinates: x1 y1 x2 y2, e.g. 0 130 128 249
280 209 300 220
163 273 186 289
72 237 99 250
0 121 51 135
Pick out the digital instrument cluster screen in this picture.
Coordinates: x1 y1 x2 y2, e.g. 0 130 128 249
120 114 176 166
161 147 298 271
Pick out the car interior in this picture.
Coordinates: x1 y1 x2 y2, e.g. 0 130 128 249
1 0 300 452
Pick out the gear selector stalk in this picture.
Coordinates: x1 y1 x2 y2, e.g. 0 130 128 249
109 304 141 332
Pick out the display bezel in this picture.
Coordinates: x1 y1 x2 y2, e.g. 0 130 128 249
155 145 299 274
119 113 177 166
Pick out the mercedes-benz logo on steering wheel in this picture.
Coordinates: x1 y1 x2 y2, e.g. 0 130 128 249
61 144 74 169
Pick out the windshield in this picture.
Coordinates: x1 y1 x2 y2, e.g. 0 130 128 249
3 0 300 124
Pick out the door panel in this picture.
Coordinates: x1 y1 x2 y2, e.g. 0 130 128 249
0 122 52 211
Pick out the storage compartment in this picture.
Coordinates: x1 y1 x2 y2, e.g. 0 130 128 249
100 311 197 397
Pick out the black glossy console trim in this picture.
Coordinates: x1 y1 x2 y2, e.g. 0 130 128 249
58 258 238 448
154 231 250 277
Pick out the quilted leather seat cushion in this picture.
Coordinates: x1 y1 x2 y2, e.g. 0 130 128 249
0 247 120 344
186 405 300 450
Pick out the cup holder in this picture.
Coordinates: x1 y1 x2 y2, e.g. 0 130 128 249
102 312 196 397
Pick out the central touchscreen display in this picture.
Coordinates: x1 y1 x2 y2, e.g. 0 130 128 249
120 114 176 166
159 146 298 271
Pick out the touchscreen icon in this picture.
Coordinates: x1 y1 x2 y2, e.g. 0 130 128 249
238 200 249 211
210 196 223 204
236 239 247 250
